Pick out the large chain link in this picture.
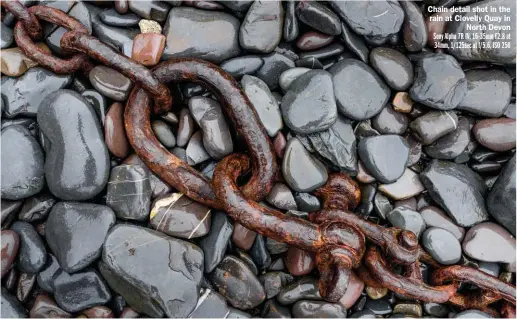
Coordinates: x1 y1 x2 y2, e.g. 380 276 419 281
3 1 515 316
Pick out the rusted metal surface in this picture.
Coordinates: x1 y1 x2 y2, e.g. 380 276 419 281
61 31 172 114
1 0 41 39
13 6 89 74
125 58 277 205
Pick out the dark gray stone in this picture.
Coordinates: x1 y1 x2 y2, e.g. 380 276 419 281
240 0 283 53
420 206 465 241
387 207 426 238
36 254 62 293
89 66 133 101
358 135 409 183
1 22 13 49
277 277 322 305
1 288 27 318
487 154 516 236
221 56 264 80
11 221 47 274
189 289 229 318
128 0 170 22
410 111 459 145
294 193 321 212
284 1 299 42
422 227 461 265
292 300 347 318
424 116 470 159
370 47 413 91
38 90 109 200
340 22 368 63
256 53 295 90
87 3 139 49
296 1 341 35
152 120 176 148
400 1 427 52
372 105 409 135
266 183 297 211
279 68 310 92
259 272 294 299
99 8 140 27
186 131 211 165
199 211 233 273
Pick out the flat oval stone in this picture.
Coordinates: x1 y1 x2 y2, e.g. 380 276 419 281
420 160 488 227
152 120 176 148
1 67 72 118
53 269 111 313
163 7 240 63
11 221 46 274
176 108 195 147
424 116 470 159
422 227 461 265
38 90 109 200
277 277 322 305
36 254 62 293
101 225 204 317
1 126 45 200
378 169 425 200
487 154 516 235
29 294 71 318
329 59 390 120
420 206 465 241
150 193 211 238
294 193 321 212
87 4 139 50
473 118 516 152
256 52 295 90
46 202 115 273
239 0 283 53
293 300 347 318
210 256 265 310
410 111 459 145
279 67 310 92
462 222 516 263
99 8 140 27
106 165 152 221
401 1 427 52
186 131 211 165
370 47 413 91
241 75 283 137
266 183 297 211
281 70 337 134
409 54 467 110
189 97 233 159
1 288 27 318
199 211 233 273
372 105 409 135
446 0 515 64
105 102 130 158
282 137 328 192
285 247 314 276
330 0 404 38
296 1 341 35
89 66 133 101
1 230 19 278
221 56 263 80
358 135 409 183
387 207 426 238
458 70 512 117
297 31 334 51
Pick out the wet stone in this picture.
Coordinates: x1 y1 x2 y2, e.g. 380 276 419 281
241 75 283 137
227 307 251 318
294 193 320 212
87 3 139 50
473 118 516 152
424 116 470 160
163 7 240 63
279 67 310 92
364 297 392 315
378 169 425 200
273 133 287 159
260 272 294 299
53 269 111 313
372 105 409 135
422 227 461 265
401 1 427 52
487 154 516 235
462 222 516 263
358 135 409 183
1 22 13 49
339 271 364 309
420 206 465 241
152 120 176 148
423 302 449 318
1 230 19 278
122 154 172 199
82 90 108 125
240 0 283 53
409 54 467 110
330 0 404 38
329 59 390 120
1 126 45 200
221 56 264 80
189 289 229 318
410 111 459 145
128 0 170 22
11 221 46 274
199 211 233 273
89 66 133 101
340 22 368 63
277 277 322 305
236 249 259 276
256 52 295 90
1 200 22 228
150 193 211 239
210 256 265 310
1 44 50 77
296 1 341 35
132 33 166 67
189 97 233 159
295 57 323 69
454 310 493 318
370 47 413 91
186 131 211 165
106 165 152 221
177 108 196 147
297 32 334 51
105 102 130 158
293 300 347 318
1 288 27 318
299 43 344 61
99 8 140 27
282 137 328 192
393 92 414 114
458 70 512 117
479 261 501 278
285 247 314 276
1 67 72 118
281 70 337 134
420 160 488 227
387 207 426 238
16 272 35 303
266 183 297 211
262 299 292 318
37 254 62 293
267 238 288 255
232 223 257 251
29 294 71 318
46 202 115 273
101 225 203 317
350 309 375 318
250 234 272 270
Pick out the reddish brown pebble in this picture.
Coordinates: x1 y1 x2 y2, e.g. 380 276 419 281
285 247 315 276
115 0 129 14
232 223 257 250
81 306 114 318
1 230 20 278
16 272 36 302
273 132 287 159
296 31 334 51
132 33 166 67
36 223 46 237
105 102 130 158
29 294 71 318
392 92 414 113
120 307 139 318
473 118 516 152
339 271 365 308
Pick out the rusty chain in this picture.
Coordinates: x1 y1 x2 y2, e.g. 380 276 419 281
3 1 515 316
